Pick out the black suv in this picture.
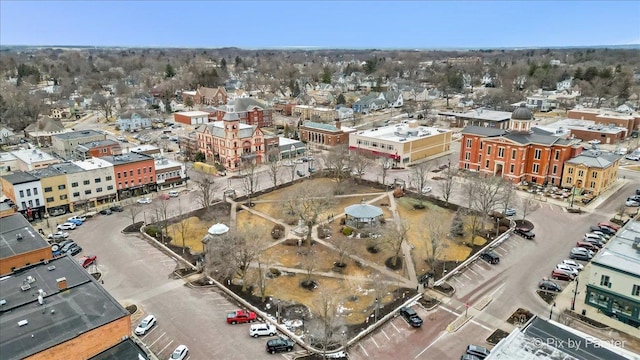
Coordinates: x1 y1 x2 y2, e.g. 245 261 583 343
480 251 500 264
538 279 562 292
110 205 124 212
514 228 535 239
399 307 423 327
265 337 294 354
466 344 491 359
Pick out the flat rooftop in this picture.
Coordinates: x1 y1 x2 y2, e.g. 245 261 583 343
48 162 85 175
128 145 160 153
73 157 114 171
353 123 450 143
0 256 129 359
487 317 632 359
2 171 39 185
77 139 120 149
0 152 18 162
10 149 57 163
592 220 640 277
438 108 512 122
52 130 105 141
101 152 153 165
175 110 210 117
0 213 50 260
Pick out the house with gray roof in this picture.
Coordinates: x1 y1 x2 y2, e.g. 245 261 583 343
24 116 71 147
116 110 152 132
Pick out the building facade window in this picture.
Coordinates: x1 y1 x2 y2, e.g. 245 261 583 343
511 149 517 160
19 190 24 197
58 184 66 190
26 189 31 196
566 177 572 183
552 165 557 174
72 182 78 187
487 146 492 155
485 160 490 168
33 188 38 195
85 190 91 195
83 180 90 185
578 170 584 177
534 149 541 160
510 164 515 173
44 187 53 192
73 192 80 197
46 197 54 203
106 176 112 181
633 284 640 297
600 275 611 288
465 152 471 160
60 194 67 200
555 150 560 160
498 147 504 158
590 181 596 188
96 187 103 193
107 185 114 190
95 178 101 183
592 171 597 178
568 168 574 174
532 164 539 173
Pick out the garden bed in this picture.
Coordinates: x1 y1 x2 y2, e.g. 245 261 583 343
565 309 609 329
536 290 557 304
507 308 533 325
486 328 510 345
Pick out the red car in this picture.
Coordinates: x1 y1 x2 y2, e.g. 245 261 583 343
597 222 619 232
78 255 97 268
576 241 599 252
551 269 574 281
226 310 257 324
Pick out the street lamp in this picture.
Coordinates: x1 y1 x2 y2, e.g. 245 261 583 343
374 297 380 323
571 277 579 311
549 301 556 320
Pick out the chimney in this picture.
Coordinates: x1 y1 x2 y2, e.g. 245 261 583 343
56 277 67 290
335 120 341 129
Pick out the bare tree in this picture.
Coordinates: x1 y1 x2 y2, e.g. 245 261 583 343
301 254 317 287
310 289 343 357
128 204 142 225
284 186 334 253
322 144 350 194
466 209 484 246
471 175 507 226
155 198 171 242
411 162 431 192
521 197 539 221
328 237 354 268
438 166 457 206
380 161 391 187
383 221 409 267
424 214 448 271
350 149 375 182
254 253 272 302
92 93 115 121
231 225 264 292
265 148 281 188
240 161 260 206
194 177 217 209
177 215 191 254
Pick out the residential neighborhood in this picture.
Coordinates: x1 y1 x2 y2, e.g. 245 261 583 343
1 3 640 359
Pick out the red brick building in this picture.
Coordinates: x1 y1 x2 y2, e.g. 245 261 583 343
75 139 122 160
459 104 582 185
213 98 273 128
196 112 265 172
102 153 157 199
567 108 640 136
183 85 227 106
300 120 352 147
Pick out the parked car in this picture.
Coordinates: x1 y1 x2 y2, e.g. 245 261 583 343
159 194 171 200
503 208 516 216
399 307 423 328
57 222 76 230
514 228 535 239
465 344 491 359
249 323 277 337
47 231 69 240
570 247 594 261
137 197 152 204
169 345 189 360
265 337 294 354
227 310 257 324
168 190 179 197
99 209 112 215
628 195 640 202
625 199 640 207
555 264 579 276
67 218 83 226
68 215 86 222
421 186 432 194
582 238 604 249
480 251 500 264
561 259 584 271
461 355 482 360
591 226 615 236
598 222 619 232
66 244 82 256
551 269 575 281
78 255 97 268
538 279 562 292
135 314 157 335
576 241 599 252
110 205 124 212
625 154 640 161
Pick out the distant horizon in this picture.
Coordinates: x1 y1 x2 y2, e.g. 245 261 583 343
1 1 639 49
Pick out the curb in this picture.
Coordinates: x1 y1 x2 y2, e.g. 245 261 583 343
446 314 473 332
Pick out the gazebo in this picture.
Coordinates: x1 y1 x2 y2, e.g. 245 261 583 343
344 201 383 228
201 223 230 256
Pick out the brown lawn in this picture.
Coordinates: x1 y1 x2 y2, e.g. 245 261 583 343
167 216 210 253
235 210 275 237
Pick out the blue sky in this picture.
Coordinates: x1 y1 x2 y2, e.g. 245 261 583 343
1 1 639 48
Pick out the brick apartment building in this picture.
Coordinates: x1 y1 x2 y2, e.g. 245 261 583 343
102 153 157 199
300 120 352 147
212 98 273 128
75 139 122 160
183 85 228 106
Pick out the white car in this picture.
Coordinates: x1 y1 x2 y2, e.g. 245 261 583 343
137 197 152 204
169 345 188 360
68 215 86 222
47 231 69 240
625 154 640 161
57 222 76 230
135 314 157 335
556 264 579 276
421 186 432 194
168 191 179 197
249 323 277 337
588 139 601 145
561 259 584 271
626 199 640 207
116 136 126 141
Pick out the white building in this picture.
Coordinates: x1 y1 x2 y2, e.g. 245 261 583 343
174 111 210 125
154 157 187 190
585 220 640 329
10 148 62 171
73 157 118 206
0 171 45 218
0 152 18 176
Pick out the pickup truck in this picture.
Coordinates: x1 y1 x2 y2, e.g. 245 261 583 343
227 310 257 324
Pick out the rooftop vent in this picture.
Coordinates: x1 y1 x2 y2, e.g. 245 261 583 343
47 265 56 271
20 284 31 291
56 277 67 290
18 320 28 327
0 299 6 306
26 276 35 284
16 233 23 241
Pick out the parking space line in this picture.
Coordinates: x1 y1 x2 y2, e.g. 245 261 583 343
381 329 390 340
492 248 506 255
452 277 465 286
390 320 401 333
370 334 380 348
471 320 493 331
467 267 479 276
357 342 369 357
142 326 158 337
460 272 472 280
149 332 166 347
158 339 174 356
414 331 448 358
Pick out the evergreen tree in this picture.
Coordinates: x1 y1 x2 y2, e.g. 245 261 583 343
336 93 346 105
165 63 176 78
